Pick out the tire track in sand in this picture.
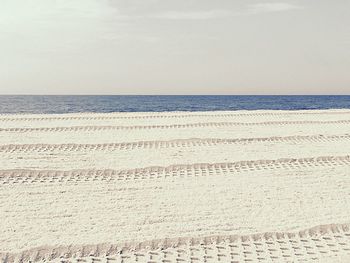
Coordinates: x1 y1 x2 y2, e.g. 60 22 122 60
1 223 349 263
1 120 350 133
0 155 349 184
0 134 349 153
1 110 350 121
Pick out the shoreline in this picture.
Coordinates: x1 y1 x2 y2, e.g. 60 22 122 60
0 108 350 117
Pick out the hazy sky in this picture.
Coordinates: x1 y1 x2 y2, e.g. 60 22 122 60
0 0 349 94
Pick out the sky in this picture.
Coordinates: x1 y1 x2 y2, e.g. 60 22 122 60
0 0 349 95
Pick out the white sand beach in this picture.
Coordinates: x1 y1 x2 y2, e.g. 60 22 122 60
0 110 349 263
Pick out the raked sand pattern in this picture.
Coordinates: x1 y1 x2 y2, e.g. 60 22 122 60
0 110 350 263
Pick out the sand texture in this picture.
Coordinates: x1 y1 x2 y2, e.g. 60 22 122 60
0 110 349 263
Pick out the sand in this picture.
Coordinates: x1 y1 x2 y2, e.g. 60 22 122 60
0 109 349 262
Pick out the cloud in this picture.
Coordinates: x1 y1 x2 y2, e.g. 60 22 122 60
249 2 303 14
148 2 303 20
152 10 233 20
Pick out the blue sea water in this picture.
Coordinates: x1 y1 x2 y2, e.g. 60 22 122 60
0 95 349 114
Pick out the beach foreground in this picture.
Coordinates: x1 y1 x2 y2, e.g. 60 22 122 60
0 110 349 262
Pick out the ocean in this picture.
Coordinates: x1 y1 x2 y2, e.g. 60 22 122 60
0 95 349 114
